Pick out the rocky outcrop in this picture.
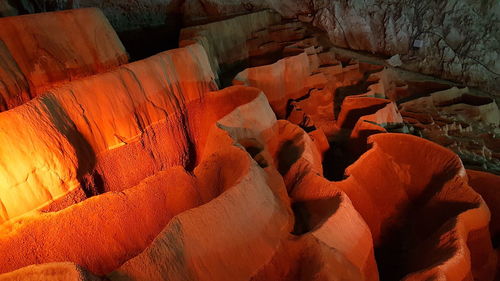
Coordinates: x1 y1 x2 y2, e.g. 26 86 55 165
8 1 497 96
182 0 500 96
0 42 213 225
313 0 499 96
180 10 282 80
0 9 498 281
0 8 127 111
400 87 500 173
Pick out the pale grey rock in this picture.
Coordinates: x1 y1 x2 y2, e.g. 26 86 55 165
308 0 500 96
387 54 402 67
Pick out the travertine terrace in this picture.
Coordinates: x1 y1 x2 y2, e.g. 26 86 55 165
0 6 499 281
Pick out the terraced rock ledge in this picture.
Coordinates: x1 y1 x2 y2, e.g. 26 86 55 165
0 9 498 281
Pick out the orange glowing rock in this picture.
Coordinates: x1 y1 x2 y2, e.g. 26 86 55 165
0 262 99 281
110 90 379 281
0 87 267 275
287 173 379 281
0 8 127 105
0 43 215 226
299 88 335 119
0 8 499 281
233 52 312 118
50 43 216 154
0 40 31 111
0 97 81 225
224 95 378 280
108 92 293 281
335 134 496 280
0 167 199 274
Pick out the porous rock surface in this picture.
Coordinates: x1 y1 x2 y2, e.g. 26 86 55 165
0 8 498 281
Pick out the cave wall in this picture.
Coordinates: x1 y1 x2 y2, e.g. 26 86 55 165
181 0 500 96
1 0 184 32
1 0 498 95
310 0 500 96
1 0 185 60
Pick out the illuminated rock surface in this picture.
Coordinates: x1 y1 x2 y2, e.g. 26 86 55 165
0 8 498 281
0 8 127 111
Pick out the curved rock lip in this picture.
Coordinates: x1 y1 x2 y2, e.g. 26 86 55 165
0 7 499 281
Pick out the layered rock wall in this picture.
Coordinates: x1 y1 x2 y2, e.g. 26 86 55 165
5 1 497 96
0 8 498 281
0 42 214 225
0 8 127 111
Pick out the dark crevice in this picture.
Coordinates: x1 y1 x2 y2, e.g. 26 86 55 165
291 197 341 235
239 138 268 168
492 233 500 249
219 60 251 88
437 93 493 107
322 139 361 181
39 95 100 197
277 139 304 175
118 14 183 61
375 171 475 281
81 171 105 198
333 72 380 120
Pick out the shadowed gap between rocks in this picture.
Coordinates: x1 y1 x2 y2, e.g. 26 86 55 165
374 172 478 281
118 14 183 61
291 197 341 235
39 95 103 199
333 71 380 120
239 138 269 168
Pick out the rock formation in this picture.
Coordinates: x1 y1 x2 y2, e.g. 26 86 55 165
180 0 500 97
0 8 127 111
4 0 498 96
0 7 498 281
400 87 500 173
